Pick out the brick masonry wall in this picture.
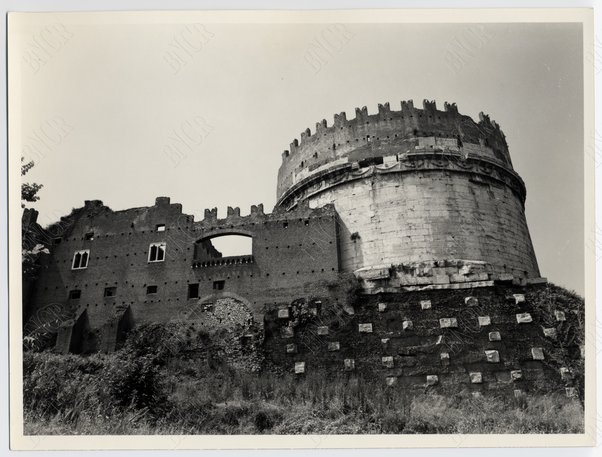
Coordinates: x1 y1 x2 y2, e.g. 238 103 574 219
263 283 583 398
26 198 341 351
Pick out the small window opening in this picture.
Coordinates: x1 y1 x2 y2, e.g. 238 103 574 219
283 222 288 229
188 283 199 299
104 287 116 297
304 219 309 226
156 224 166 232
213 280 225 290
84 232 94 241
146 285 158 294
68 289 81 300
53 237 62 245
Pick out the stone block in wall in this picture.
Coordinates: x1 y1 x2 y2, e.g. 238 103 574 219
580 345 585 359
382 356 394 368
488 331 501 341
439 317 458 328
469 372 483 384
420 300 432 310
355 266 390 280
359 323 373 333
344 358 355 371
450 274 467 283
560 367 572 381
402 320 413 330
378 302 387 312
464 296 479 306
281 326 294 339
526 277 548 285
485 350 500 363
478 316 491 327
317 326 329 335
426 375 439 386
472 392 483 399
286 343 297 354
328 341 340 352
565 387 578 398
440 352 450 365
543 328 557 338
294 362 305 374
516 313 532 324
497 273 515 283
514 389 525 399
381 338 390 344
531 347 545 360
386 376 397 386
433 275 450 285
510 370 522 381
512 294 526 305
555 310 566 322
278 308 290 319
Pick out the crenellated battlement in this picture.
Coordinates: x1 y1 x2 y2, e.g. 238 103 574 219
280 100 508 162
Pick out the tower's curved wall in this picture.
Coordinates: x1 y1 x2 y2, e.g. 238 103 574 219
276 100 540 280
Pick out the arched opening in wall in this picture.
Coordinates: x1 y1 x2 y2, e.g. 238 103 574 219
194 233 253 265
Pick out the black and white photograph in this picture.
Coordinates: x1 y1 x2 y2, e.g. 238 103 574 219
5 7 596 450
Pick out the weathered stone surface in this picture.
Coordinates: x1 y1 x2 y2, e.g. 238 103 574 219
277 308 290 319
382 356 394 368
516 313 532 324
378 302 387 312
402 320 413 330
488 331 501 341
485 350 500 363
510 370 522 381
294 361 305 374
543 327 557 338
565 387 577 398
317 326 329 335
343 358 355 371
439 317 458 328
464 296 478 306
469 372 483 384
420 300 432 310
426 375 439 386
555 310 566 322
358 323 373 333
478 316 491 327
512 294 526 305
328 341 340 352
531 347 545 360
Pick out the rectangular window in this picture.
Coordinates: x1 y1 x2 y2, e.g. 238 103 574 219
146 285 158 294
188 283 199 299
148 242 166 262
71 250 90 270
53 237 62 245
156 224 166 232
68 289 81 299
84 232 94 240
213 280 225 290
104 286 117 297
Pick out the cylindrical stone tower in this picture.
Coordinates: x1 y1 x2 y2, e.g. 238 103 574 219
276 100 540 284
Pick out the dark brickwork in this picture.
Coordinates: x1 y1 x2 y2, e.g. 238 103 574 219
26 198 340 352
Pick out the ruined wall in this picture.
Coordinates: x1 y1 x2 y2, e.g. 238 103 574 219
263 283 583 398
276 101 540 283
26 197 340 352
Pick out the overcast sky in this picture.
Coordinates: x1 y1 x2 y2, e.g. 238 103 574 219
12 16 584 295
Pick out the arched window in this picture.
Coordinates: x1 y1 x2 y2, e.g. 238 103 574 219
71 250 90 270
148 242 166 262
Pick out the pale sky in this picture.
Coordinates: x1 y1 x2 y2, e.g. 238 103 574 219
13 17 584 295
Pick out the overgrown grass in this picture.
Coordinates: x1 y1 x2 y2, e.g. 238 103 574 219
24 350 584 435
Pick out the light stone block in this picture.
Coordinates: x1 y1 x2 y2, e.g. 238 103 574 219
426 375 439 386
317 326 329 336
531 347 545 360
402 320 413 330
277 308 290 319
469 372 483 384
382 356 394 368
516 313 532 324
344 358 355 371
358 323 373 333
439 317 458 328
420 299 432 310
478 316 491 327
294 361 305 374
328 341 340 352
488 331 501 341
485 350 500 363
